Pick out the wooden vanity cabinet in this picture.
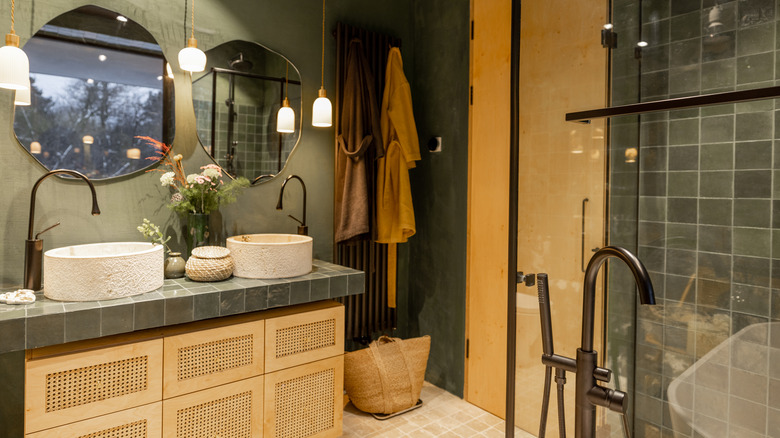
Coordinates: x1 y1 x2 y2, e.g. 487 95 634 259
23 301 344 438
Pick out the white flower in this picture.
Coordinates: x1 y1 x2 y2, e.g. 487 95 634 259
173 154 183 161
203 168 220 180
186 173 199 184
160 172 175 186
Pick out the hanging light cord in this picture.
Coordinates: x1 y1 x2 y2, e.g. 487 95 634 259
320 0 325 88
285 62 289 98
10 0 16 34
190 0 195 40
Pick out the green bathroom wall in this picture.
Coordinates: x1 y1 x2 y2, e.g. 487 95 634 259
396 0 470 397
0 0 413 286
0 0 473 403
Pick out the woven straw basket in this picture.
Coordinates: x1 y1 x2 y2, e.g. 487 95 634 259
344 335 431 415
185 246 234 281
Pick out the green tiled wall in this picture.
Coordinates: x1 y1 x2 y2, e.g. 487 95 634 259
609 0 780 436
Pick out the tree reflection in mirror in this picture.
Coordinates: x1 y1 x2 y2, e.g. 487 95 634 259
14 5 175 180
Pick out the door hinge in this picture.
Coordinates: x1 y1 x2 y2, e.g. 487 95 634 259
466 339 470 358
471 20 474 40
470 86 473 105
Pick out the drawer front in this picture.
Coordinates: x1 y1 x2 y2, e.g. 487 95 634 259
162 376 263 438
25 402 162 438
25 339 163 434
263 355 343 438
265 305 343 373
163 320 264 398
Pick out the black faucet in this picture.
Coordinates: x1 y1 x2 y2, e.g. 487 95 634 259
276 175 307 235
24 169 100 291
541 246 654 438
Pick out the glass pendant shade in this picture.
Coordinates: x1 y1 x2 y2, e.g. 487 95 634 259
277 98 295 133
178 38 206 72
14 81 30 105
312 87 332 127
0 34 30 91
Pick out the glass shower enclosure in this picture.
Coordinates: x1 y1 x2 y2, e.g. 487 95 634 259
605 0 780 437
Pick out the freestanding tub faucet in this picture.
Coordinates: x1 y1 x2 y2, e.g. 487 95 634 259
276 175 307 235
24 169 100 291
540 246 654 438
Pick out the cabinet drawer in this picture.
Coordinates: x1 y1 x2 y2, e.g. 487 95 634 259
25 339 163 434
263 355 343 438
26 402 162 438
162 376 263 438
265 305 343 373
163 320 264 398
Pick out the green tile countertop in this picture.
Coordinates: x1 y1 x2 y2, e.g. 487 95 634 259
0 259 364 354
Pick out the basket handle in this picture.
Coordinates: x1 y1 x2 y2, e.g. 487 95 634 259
394 339 419 407
368 341 392 414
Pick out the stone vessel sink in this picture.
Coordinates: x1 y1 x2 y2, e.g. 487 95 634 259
226 234 313 279
44 242 164 301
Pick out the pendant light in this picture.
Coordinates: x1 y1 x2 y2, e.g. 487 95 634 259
178 0 206 72
277 62 295 133
0 0 30 91
312 0 332 127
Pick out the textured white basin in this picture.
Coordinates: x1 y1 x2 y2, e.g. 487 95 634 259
44 242 164 301
226 234 313 279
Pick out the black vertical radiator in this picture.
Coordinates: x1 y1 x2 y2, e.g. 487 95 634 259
334 22 401 344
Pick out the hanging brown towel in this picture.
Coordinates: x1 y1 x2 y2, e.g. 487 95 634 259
335 38 384 243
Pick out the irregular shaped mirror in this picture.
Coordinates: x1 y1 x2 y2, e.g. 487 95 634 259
192 40 301 184
14 6 174 180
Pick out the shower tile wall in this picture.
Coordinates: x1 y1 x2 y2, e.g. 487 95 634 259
193 98 289 177
609 0 780 437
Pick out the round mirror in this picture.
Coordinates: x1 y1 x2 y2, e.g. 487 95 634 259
14 6 175 180
192 40 301 184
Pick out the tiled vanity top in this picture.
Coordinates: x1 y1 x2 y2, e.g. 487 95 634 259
0 259 364 354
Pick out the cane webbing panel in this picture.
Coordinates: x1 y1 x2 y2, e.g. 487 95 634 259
77 420 147 438
273 369 335 438
275 319 336 359
177 334 254 381
175 391 253 438
45 356 149 413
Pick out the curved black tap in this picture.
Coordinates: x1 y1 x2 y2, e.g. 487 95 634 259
24 169 101 290
276 175 307 235
581 246 655 352
576 246 655 438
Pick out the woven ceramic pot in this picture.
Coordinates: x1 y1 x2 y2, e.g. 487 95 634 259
185 246 234 282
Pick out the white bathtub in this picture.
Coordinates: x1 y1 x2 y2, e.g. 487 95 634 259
667 322 780 437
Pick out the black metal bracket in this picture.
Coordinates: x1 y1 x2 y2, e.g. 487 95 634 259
601 28 617 49
517 272 536 287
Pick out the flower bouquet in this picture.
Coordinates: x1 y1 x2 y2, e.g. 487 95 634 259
140 136 249 255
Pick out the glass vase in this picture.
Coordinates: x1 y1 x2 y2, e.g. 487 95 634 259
186 213 210 258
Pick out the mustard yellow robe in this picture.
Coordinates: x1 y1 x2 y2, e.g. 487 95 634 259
376 47 421 244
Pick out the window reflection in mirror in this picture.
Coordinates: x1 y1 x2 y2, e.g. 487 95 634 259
193 40 301 184
14 6 174 180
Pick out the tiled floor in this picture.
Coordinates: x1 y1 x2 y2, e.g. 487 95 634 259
343 382 536 437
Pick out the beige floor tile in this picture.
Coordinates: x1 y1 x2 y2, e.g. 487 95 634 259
343 381 539 437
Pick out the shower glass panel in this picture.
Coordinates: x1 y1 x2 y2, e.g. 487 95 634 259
607 0 780 437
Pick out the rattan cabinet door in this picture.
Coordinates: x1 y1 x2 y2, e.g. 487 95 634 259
263 355 343 438
264 304 344 373
163 320 264 398
25 339 164 434
25 402 162 438
162 376 263 438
